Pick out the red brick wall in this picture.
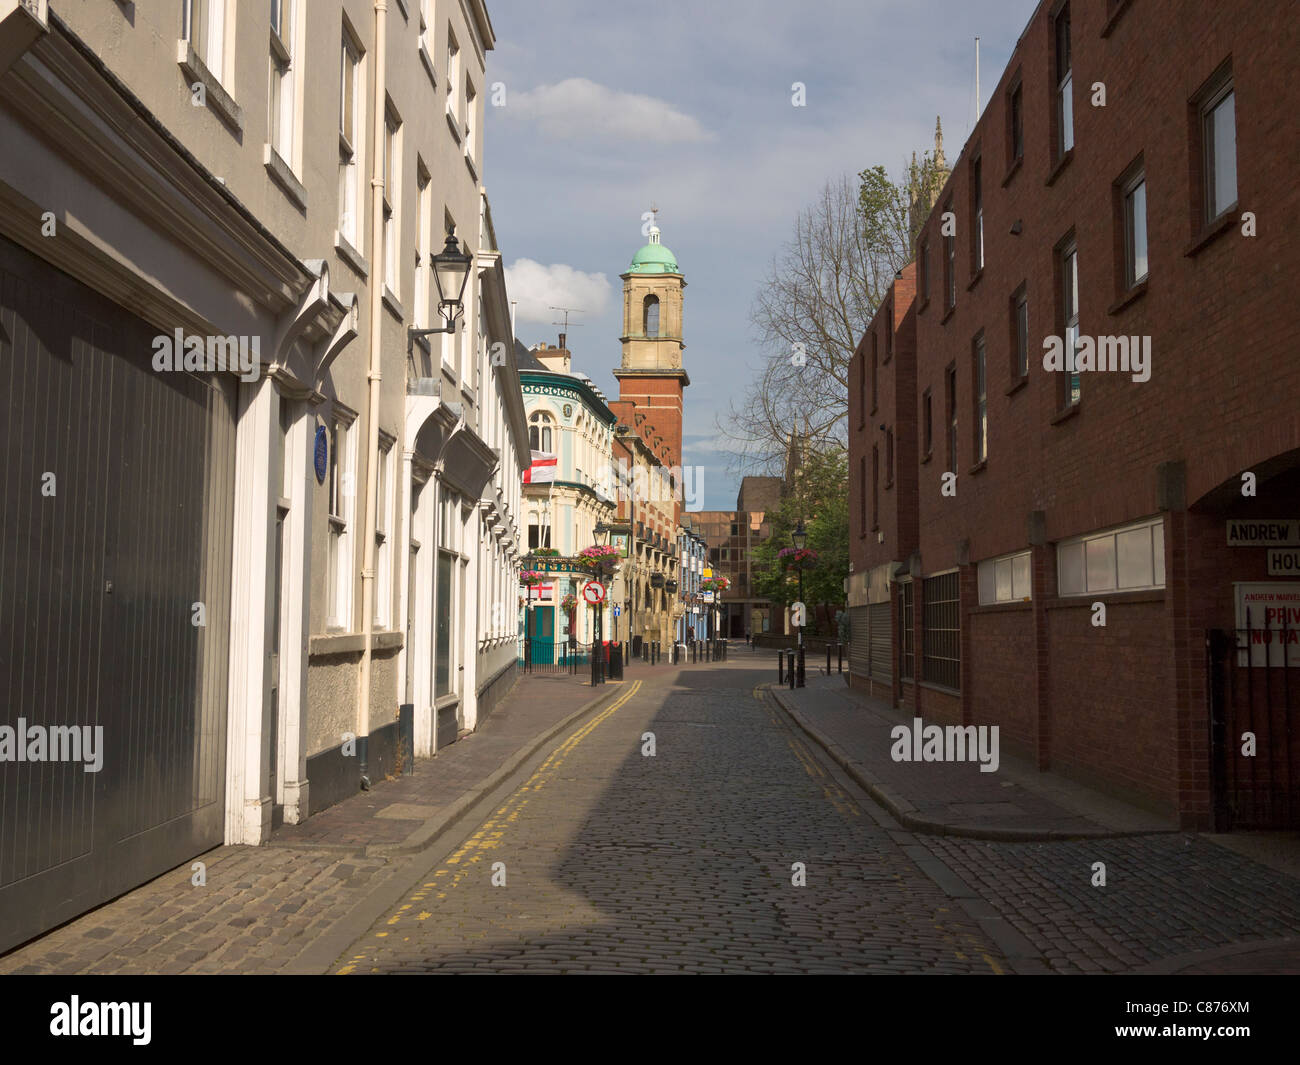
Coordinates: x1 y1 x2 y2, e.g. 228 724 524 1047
969 605 1036 759
852 0 1300 818
1046 596 1175 814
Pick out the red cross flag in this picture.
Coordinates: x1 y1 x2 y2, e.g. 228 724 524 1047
523 451 557 484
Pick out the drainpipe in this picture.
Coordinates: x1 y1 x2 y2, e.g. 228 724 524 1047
357 0 388 790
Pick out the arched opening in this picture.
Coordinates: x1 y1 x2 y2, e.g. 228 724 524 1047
528 410 554 452
643 295 660 337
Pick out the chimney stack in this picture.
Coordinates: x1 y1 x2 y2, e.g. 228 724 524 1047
558 332 566 350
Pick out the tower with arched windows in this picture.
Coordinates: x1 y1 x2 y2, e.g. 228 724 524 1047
615 214 689 469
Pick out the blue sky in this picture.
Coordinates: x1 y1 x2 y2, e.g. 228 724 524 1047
486 0 1033 509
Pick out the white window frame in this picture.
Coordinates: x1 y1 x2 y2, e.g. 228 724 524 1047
327 412 358 630
465 77 477 162
446 26 460 122
1203 83 1237 222
1061 240 1080 406
978 550 1032 605
1124 172 1148 287
1057 517 1166 597
186 0 226 81
414 163 432 329
375 436 394 628
269 0 296 166
338 27 364 250
1055 3 1073 155
383 103 401 294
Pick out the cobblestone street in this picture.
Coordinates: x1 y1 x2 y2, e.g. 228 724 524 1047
335 666 1005 974
5 659 1300 976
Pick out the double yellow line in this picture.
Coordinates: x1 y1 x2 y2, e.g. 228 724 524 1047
337 679 643 974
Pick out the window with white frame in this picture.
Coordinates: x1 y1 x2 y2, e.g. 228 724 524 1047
269 0 295 164
327 414 356 629
978 550 1032 604
338 27 364 248
465 79 477 162
1060 239 1080 407
414 163 431 329
1123 170 1148 287
1054 2 1073 155
418 0 432 63
446 27 460 122
375 437 394 627
1057 518 1165 597
383 103 401 293
528 411 553 452
185 0 225 79
1202 77 1237 222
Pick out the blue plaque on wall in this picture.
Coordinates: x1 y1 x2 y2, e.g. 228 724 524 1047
314 425 328 484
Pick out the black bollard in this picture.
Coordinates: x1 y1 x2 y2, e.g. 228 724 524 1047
826 643 832 676
838 642 844 673
788 649 795 690
778 652 785 684
797 646 806 688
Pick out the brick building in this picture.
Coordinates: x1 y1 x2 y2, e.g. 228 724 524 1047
848 0 1300 828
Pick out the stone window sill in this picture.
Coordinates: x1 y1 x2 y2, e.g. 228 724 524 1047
176 39 242 134
264 145 306 210
1001 154 1023 188
335 231 369 279
1005 375 1028 397
382 284 404 321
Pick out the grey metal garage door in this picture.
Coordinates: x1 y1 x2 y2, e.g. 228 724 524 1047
0 236 236 952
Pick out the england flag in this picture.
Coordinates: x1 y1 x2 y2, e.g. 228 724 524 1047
524 451 558 484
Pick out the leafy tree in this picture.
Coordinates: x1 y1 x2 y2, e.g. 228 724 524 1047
719 129 948 477
751 448 849 634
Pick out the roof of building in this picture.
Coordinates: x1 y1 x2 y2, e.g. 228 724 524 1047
628 223 679 274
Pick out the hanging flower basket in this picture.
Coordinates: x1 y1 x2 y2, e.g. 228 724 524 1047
577 544 620 572
560 593 578 612
778 547 819 567
531 548 560 557
702 575 730 593
519 570 544 587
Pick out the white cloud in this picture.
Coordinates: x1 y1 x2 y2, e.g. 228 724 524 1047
505 258 613 325
505 77 711 143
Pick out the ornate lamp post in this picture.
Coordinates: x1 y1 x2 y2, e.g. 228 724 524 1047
406 228 472 351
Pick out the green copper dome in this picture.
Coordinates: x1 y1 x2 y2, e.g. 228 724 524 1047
628 225 679 273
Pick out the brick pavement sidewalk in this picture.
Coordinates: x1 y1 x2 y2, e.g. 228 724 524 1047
0 669 623 975
767 669 1175 841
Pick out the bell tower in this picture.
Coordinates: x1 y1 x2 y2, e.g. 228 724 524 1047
614 209 689 468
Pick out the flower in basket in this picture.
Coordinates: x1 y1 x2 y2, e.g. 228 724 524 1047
560 592 578 612
519 569 544 587
532 548 560 557
702 575 730 593
577 544 621 571
778 546 819 567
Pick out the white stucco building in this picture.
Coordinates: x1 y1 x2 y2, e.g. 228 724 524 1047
0 0 526 953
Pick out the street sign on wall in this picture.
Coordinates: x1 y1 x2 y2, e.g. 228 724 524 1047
1234 582 1300 667
1266 549 1300 576
1227 520 1300 546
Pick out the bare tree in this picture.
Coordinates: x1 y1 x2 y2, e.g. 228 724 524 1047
720 131 949 475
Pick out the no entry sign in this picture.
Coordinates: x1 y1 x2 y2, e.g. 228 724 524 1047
582 581 606 605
